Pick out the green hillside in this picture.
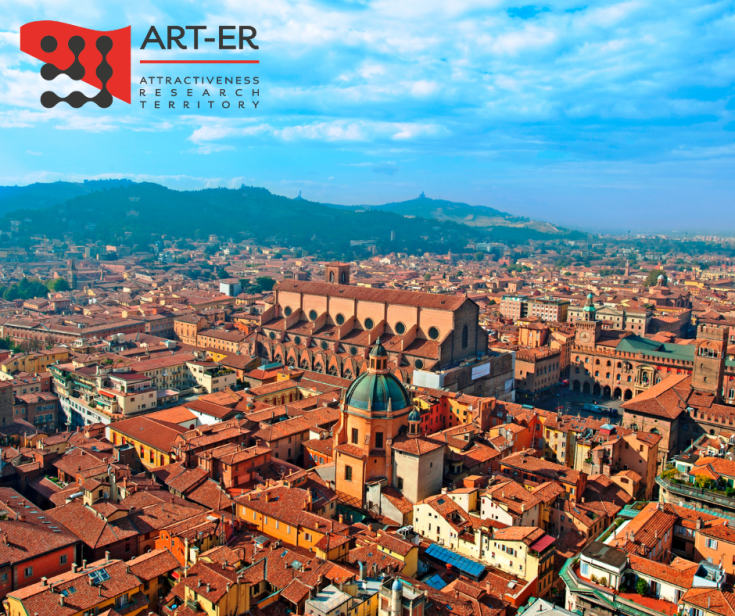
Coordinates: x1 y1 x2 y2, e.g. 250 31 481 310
0 182 584 258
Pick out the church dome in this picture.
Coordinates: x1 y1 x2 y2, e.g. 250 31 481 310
344 339 412 412
408 408 421 422
344 371 412 412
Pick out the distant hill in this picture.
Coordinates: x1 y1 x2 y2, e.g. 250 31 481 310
0 179 133 214
0 182 584 256
338 195 567 235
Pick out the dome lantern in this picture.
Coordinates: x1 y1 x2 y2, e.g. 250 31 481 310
343 339 412 413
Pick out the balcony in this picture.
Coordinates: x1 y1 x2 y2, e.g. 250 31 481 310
560 558 667 616
657 475 735 513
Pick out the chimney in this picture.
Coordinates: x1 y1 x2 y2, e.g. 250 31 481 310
59 597 64 607
41 578 47 586
82 560 87 570
206 583 211 593
71 563 78 573
105 551 110 561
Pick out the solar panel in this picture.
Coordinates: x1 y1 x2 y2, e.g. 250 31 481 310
425 544 485 579
89 568 111 585
424 574 447 590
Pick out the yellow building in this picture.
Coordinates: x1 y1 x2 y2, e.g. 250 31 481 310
106 416 183 469
127 549 180 607
4 558 148 616
488 526 556 598
170 561 252 616
0 347 69 374
375 530 419 578
236 487 350 559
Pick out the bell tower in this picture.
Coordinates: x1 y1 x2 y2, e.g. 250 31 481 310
67 258 77 290
692 324 727 399
325 262 350 285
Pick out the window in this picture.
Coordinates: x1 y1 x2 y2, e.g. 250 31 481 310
284 306 292 316
60 554 67 565
462 324 468 348
309 309 317 321
395 322 406 335
706 538 718 549
428 326 440 340
345 466 353 481
24 566 33 578
351 428 359 444
581 562 590 577
364 318 374 330
336 313 345 325
375 432 384 449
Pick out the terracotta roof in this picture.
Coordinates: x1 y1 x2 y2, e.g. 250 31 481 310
276 280 470 311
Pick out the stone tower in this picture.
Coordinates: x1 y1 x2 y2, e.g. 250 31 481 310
67 258 77 290
692 324 727 399
325 262 350 285
575 293 601 347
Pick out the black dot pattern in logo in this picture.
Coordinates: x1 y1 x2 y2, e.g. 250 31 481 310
40 35 114 109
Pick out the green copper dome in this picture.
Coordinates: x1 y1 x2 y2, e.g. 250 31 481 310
370 338 387 357
344 371 412 412
408 408 421 422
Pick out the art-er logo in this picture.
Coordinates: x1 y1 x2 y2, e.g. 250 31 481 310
20 21 131 108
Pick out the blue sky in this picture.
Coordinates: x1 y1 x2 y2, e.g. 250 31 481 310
0 0 733 234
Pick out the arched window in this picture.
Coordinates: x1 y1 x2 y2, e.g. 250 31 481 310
606 360 611 367
462 324 468 349
329 272 334 282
